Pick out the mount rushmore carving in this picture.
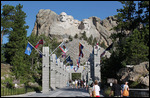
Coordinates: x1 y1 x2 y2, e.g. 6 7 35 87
32 9 118 46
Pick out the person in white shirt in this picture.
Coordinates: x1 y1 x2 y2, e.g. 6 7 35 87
75 80 78 89
92 80 100 97
122 81 129 97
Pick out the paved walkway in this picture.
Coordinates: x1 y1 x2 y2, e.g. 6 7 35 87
2 86 104 97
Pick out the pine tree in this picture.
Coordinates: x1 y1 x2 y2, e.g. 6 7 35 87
68 35 73 41
114 1 136 34
92 38 97 47
1 4 15 45
5 4 29 79
74 34 78 39
124 29 149 65
87 35 93 45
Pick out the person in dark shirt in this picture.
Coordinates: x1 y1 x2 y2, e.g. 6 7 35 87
109 79 122 97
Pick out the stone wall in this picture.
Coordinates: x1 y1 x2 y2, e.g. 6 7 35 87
129 89 149 97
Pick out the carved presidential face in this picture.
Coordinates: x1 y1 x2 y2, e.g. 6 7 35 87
59 12 67 22
67 15 74 25
82 20 90 30
74 20 80 27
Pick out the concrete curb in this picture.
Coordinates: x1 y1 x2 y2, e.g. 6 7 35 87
1 91 36 97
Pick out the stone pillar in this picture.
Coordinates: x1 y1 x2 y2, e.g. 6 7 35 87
55 58 60 88
50 54 56 90
94 46 101 82
69 73 72 80
64 65 67 87
42 47 49 93
63 65 66 87
87 61 91 83
60 62 64 88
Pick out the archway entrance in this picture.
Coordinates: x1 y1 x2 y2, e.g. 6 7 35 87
72 73 81 80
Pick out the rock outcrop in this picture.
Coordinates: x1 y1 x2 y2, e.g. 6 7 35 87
117 62 149 87
32 9 118 47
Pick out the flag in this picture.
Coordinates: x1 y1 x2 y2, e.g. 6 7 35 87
66 56 73 67
73 65 79 72
62 53 66 58
77 56 81 64
100 50 106 57
79 43 84 57
40 53 42 58
25 42 33 55
35 39 43 48
106 43 113 51
73 67 77 72
70 65 73 69
59 43 68 53
95 42 99 49
66 56 71 62
77 59 79 68
100 43 113 57
77 56 81 68
70 60 73 66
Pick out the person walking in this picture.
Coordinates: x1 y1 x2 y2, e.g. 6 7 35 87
78 79 80 88
84 80 86 88
80 80 83 88
109 79 122 97
86 78 93 97
72 80 75 88
122 81 129 97
92 80 100 97
75 79 78 89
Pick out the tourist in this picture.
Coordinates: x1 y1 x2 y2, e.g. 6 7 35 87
80 80 83 88
69 80 72 87
72 80 75 88
75 79 78 89
109 79 122 97
86 78 93 97
78 79 80 88
122 81 129 97
84 80 86 88
92 80 100 97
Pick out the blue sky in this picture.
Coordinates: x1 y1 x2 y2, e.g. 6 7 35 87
1 1 124 44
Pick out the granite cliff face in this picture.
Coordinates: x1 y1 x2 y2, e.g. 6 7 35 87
32 9 118 47
31 9 115 65
117 62 149 87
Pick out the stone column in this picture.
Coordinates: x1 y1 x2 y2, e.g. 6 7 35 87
63 65 66 87
64 65 67 87
58 62 62 88
87 61 91 83
42 47 49 93
55 58 60 88
60 62 64 88
50 54 56 90
94 46 101 82
69 73 72 80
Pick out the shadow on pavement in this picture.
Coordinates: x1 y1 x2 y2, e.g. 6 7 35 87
59 87 88 93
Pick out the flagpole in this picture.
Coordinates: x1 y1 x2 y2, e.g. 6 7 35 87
49 41 64 56
28 41 45 56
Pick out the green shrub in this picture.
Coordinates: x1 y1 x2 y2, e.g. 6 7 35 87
74 34 78 39
104 87 113 97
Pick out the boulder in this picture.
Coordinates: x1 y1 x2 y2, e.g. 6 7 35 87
117 62 149 87
1 76 5 80
138 75 149 86
28 82 39 88
133 62 149 75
